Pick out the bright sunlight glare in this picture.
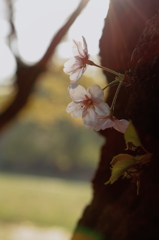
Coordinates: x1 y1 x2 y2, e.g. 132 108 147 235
58 0 110 58
0 0 110 84
14 0 81 63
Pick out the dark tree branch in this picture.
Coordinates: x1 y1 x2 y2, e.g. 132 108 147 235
38 0 90 67
6 0 16 46
0 0 90 130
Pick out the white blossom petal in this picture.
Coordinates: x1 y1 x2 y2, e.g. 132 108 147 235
64 37 89 83
66 102 76 113
93 118 103 131
94 102 110 116
66 101 83 118
82 109 87 118
71 107 83 117
64 58 82 74
113 119 130 133
64 65 79 75
67 63 82 73
94 118 115 131
87 84 104 100
82 108 98 129
72 40 85 57
82 36 88 54
101 118 115 130
70 67 86 83
68 84 87 101
64 57 76 68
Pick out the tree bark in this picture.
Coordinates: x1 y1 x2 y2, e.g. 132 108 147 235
71 1 159 239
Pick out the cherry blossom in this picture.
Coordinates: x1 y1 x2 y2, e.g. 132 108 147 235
95 116 129 133
66 84 110 129
63 36 89 83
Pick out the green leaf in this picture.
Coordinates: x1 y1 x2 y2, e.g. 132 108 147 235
105 154 140 184
139 153 152 164
124 121 142 148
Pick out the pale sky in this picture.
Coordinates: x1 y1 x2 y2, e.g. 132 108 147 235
0 0 110 85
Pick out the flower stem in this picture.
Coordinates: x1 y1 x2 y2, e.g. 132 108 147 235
87 59 124 112
110 81 123 112
102 79 121 90
87 60 124 78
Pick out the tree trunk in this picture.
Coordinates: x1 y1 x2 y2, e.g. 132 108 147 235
71 1 159 239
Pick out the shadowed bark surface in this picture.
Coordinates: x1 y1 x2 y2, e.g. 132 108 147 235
72 1 159 239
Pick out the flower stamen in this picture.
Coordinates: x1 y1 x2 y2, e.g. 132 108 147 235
82 95 93 108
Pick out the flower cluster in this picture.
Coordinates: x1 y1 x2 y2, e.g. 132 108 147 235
64 36 129 133
66 84 110 130
63 37 150 193
66 83 129 132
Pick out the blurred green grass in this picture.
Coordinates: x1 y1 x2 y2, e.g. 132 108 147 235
0 173 92 230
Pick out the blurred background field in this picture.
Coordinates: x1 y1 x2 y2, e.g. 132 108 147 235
0 0 110 239
0 173 91 240
0 68 105 240
0 68 105 180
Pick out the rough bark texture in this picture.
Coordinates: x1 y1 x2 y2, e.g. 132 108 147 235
72 1 159 239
